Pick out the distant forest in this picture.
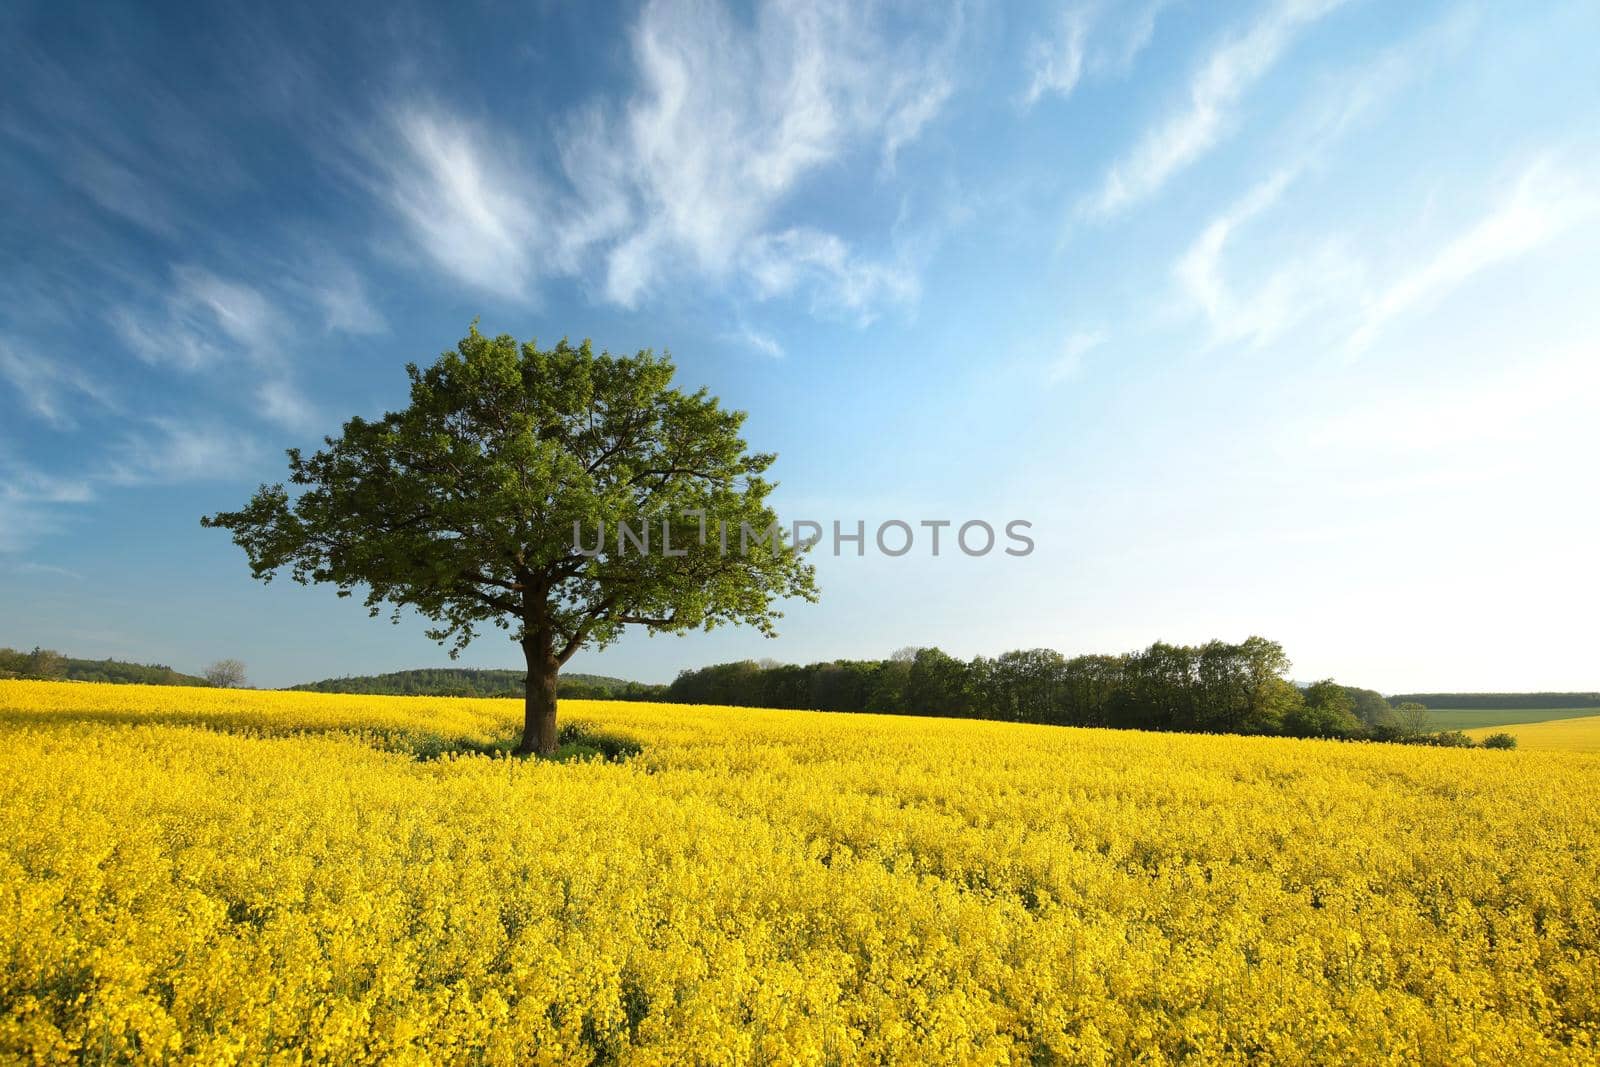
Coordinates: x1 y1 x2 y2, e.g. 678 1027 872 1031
290 668 668 701
2 640 1563 749
662 640 1507 746
0 647 206 687
1391 692 1600 709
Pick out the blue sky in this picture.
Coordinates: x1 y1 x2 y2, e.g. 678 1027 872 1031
2 0 1597 691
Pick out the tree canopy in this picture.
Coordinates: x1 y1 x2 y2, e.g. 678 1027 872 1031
203 326 816 753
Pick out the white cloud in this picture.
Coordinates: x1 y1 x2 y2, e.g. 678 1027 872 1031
572 0 940 308
0 340 115 428
362 2 956 319
1025 9 1089 106
1174 151 1599 361
306 259 387 336
1349 160 1599 353
1172 169 1366 348
62 148 183 239
725 324 785 360
1023 0 1175 106
172 266 279 351
0 457 94 553
105 418 259 486
1046 329 1106 383
1170 13 1477 349
3 560 86 581
0 461 93 505
113 266 283 371
257 379 321 433
0 417 256 552
381 108 545 301
1085 0 1349 219
742 228 918 323
107 262 357 432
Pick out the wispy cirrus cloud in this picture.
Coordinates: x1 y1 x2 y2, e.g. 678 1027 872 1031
0 339 117 429
256 378 320 434
557 0 956 313
113 265 283 371
302 256 387 336
1175 154 1598 358
1173 169 1365 349
1348 160 1599 353
1084 0 1349 219
1172 13 1476 349
0 452 93 553
104 417 261 487
724 323 786 361
377 108 547 302
0 560 86 581
107 256 376 432
741 228 918 323
0 416 258 552
1023 0 1176 106
369 0 958 321
1045 329 1106 383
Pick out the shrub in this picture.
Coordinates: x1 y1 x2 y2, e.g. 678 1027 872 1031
1406 730 1478 748
555 722 644 762
1480 732 1518 750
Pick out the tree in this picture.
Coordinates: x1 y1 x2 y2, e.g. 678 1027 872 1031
203 327 817 754
906 647 970 717
24 647 65 680
1234 636 1300 735
1343 686 1394 728
1287 679 1363 738
1395 701 1432 737
203 659 248 688
866 658 912 713
1060 654 1124 727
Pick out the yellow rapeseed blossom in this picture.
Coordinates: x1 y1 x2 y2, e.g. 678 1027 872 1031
2 679 1598 1064
1467 714 1600 752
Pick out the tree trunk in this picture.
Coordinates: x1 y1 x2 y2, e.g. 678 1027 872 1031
518 632 559 756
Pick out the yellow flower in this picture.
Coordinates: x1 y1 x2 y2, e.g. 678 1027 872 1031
2 679 1598 1064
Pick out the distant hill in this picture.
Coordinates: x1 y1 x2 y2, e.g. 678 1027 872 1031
0 647 207 687
1392 693 1600 710
64 657 209 687
289 667 665 700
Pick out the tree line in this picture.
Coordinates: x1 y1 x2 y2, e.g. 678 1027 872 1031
0 647 209 687
290 667 668 701
2 639 1518 748
1390 692 1600 710
664 638 1513 747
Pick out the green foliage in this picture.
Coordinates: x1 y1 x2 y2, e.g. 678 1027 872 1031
0 647 68 680
0 648 206 686
1344 686 1397 729
203 325 816 752
907 647 972 718
662 639 1531 749
672 638 1359 741
1287 680 1365 739
549 722 645 763
1391 692 1600 710
1405 730 1480 748
1480 732 1518 750
291 668 666 701
410 721 643 762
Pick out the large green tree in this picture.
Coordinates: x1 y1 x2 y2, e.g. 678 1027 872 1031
203 326 817 754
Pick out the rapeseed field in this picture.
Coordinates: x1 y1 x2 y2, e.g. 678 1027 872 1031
3 680 1597 1064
